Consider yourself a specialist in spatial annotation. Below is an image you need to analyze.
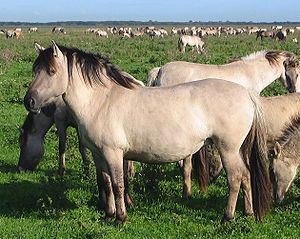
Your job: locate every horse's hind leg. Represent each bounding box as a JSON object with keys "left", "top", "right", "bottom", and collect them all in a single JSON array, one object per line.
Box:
[
  {"left": 182, "top": 155, "right": 192, "bottom": 199},
  {"left": 218, "top": 149, "right": 244, "bottom": 222},
  {"left": 241, "top": 170, "right": 254, "bottom": 216}
]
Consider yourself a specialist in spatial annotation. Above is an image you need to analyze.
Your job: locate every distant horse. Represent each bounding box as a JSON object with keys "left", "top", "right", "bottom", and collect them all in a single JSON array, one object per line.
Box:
[
  {"left": 28, "top": 27, "right": 38, "bottom": 33},
  {"left": 1, "top": 29, "right": 15, "bottom": 38},
  {"left": 256, "top": 30, "right": 274, "bottom": 40},
  {"left": 274, "top": 31, "right": 286, "bottom": 41},
  {"left": 24, "top": 41, "right": 272, "bottom": 223},
  {"left": 178, "top": 35, "right": 205, "bottom": 54},
  {"left": 272, "top": 116, "right": 300, "bottom": 203},
  {"left": 52, "top": 26, "right": 66, "bottom": 34}
]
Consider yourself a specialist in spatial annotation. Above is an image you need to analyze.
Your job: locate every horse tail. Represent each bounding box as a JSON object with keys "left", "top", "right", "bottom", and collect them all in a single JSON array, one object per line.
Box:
[
  {"left": 146, "top": 67, "right": 161, "bottom": 86},
  {"left": 192, "top": 147, "right": 209, "bottom": 192},
  {"left": 241, "top": 92, "right": 272, "bottom": 221}
]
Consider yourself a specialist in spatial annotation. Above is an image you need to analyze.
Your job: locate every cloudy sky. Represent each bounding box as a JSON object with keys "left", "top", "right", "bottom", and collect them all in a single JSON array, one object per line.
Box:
[{"left": 1, "top": 0, "right": 299, "bottom": 22}]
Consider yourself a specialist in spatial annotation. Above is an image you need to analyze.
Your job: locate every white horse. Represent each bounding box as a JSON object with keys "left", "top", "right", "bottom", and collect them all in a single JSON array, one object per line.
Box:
[
  {"left": 178, "top": 35, "right": 205, "bottom": 54},
  {"left": 24, "top": 42, "right": 272, "bottom": 223}
]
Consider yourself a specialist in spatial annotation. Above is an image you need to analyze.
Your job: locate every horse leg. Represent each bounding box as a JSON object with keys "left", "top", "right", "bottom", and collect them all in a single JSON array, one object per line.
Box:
[
  {"left": 218, "top": 149, "right": 244, "bottom": 222},
  {"left": 241, "top": 170, "right": 254, "bottom": 216},
  {"left": 103, "top": 147, "right": 127, "bottom": 224},
  {"left": 124, "top": 160, "right": 134, "bottom": 208},
  {"left": 57, "top": 124, "right": 67, "bottom": 176},
  {"left": 76, "top": 128, "right": 90, "bottom": 177},
  {"left": 182, "top": 155, "right": 192, "bottom": 199},
  {"left": 93, "top": 152, "right": 115, "bottom": 219}
]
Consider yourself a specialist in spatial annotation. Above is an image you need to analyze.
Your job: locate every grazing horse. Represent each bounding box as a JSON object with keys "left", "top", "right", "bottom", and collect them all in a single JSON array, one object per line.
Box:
[
  {"left": 256, "top": 30, "right": 274, "bottom": 40},
  {"left": 178, "top": 35, "right": 205, "bottom": 54},
  {"left": 146, "top": 50, "right": 300, "bottom": 199},
  {"left": 28, "top": 27, "right": 38, "bottom": 33},
  {"left": 205, "top": 93, "right": 300, "bottom": 184},
  {"left": 52, "top": 26, "right": 66, "bottom": 34},
  {"left": 148, "top": 50, "right": 300, "bottom": 93},
  {"left": 24, "top": 41, "right": 272, "bottom": 223},
  {"left": 272, "top": 116, "right": 300, "bottom": 203},
  {"left": 18, "top": 96, "right": 89, "bottom": 176}
]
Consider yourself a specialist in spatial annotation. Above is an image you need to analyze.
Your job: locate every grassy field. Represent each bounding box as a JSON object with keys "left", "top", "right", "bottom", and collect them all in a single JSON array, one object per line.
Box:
[{"left": 0, "top": 27, "right": 300, "bottom": 238}]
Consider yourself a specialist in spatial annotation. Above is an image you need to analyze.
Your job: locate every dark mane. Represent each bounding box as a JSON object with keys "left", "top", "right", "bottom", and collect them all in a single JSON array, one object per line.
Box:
[
  {"left": 33, "top": 44, "right": 139, "bottom": 89},
  {"left": 277, "top": 115, "right": 300, "bottom": 146},
  {"left": 265, "top": 50, "right": 296, "bottom": 66}
]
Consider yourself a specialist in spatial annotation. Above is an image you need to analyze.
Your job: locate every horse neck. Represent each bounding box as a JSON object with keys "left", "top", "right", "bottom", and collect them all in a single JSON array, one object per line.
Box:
[
  {"left": 31, "top": 112, "right": 54, "bottom": 139},
  {"left": 63, "top": 68, "right": 113, "bottom": 123},
  {"left": 243, "top": 59, "right": 284, "bottom": 93},
  {"left": 281, "top": 132, "right": 300, "bottom": 166}
]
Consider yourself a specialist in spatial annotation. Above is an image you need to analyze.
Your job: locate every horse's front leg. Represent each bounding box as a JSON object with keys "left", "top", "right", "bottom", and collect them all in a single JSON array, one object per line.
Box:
[
  {"left": 103, "top": 147, "right": 127, "bottom": 224},
  {"left": 76, "top": 128, "right": 90, "bottom": 177},
  {"left": 93, "top": 152, "right": 115, "bottom": 219},
  {"left": 182, "top": 155, "right": 192, "bottom": 199},
  {"left": 124, "top": 160, "right": 134, "bottom": 208}
]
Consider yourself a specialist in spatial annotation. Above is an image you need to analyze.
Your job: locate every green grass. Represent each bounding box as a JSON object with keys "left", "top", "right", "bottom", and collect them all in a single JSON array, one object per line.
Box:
[{"left": 0, "top": 27, "right": 300, "bottom": 238}]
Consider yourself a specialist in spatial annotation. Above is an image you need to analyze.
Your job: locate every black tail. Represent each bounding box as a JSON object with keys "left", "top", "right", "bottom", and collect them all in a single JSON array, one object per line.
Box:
[
  {"left": 242, "top": 97, "right": 272, "bottom": 220},
  {"left": 193, "top": 147, "right": 209, "bottom": 192}
]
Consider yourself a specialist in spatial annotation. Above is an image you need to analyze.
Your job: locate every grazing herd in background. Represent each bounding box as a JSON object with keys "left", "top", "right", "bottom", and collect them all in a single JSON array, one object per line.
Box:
[{"left": 1, "top": 23, "right": 299, "bottom": 224}]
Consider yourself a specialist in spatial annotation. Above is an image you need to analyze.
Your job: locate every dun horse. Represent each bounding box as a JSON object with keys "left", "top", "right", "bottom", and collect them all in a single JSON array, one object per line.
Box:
[
  {"left": 272, "top": 116, "right": 300, "bottom": 203},
  {"left": 24, "top": 42, "right": 271, "bottom": 223},
  {"left": 178, "top": 35, "right": 205, "bottom": 54},
  {"left": 149, "top": 50, "right": 300, "bottom": 93},
  {"left": 147, "top": 50, "right": 300, "bottom": 198},
  {"left": 205, "top": 93, "right": 300, "bottom": 186}
]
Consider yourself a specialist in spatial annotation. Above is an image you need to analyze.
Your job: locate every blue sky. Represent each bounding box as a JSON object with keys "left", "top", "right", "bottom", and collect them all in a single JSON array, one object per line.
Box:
[{"left": 1, "top": 0, "right": 299, "bottom": 22}]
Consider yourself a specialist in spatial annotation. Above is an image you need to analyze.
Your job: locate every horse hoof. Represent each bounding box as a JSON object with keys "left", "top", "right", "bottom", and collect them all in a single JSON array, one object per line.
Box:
[
  {"left": 104, "top": 213, "right": 115, "bottom": 222},
  {"left": 59, "top": 168, "right": 66, "bottom": 176},
  {"left": 115, "top": 215, "right": 128, "bottom": 226},
  {"left": 125, "top": 194, "right": 134, "bottom": 208},
  {"left": 244, "top": 211, "right": 254, "bottom": 217},
  {"left": 221, "top": 214, "right": 234, "bottom": 223}
]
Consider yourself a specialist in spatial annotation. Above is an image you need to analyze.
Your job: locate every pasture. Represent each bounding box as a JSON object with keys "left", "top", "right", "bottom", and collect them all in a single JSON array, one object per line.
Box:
[{"left": 0, "top": 26, "right": 299, "bottom": 238}]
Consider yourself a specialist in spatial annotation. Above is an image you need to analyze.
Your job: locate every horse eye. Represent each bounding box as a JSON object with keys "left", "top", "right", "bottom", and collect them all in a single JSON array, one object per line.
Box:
[{"left": 49, "top": 68, "right": 56, "bottom": 76}]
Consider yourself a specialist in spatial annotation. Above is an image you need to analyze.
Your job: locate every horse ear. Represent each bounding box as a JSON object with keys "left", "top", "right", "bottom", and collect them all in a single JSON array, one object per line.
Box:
[
  {"left": 34, "top": 42, "right": 45, "bottom": 54},
  {"left": 51, "top": 40, "right": 63, "bottom": 59},
  {"left": 273, "top": 141, "right": 282, "bottom": 159}
]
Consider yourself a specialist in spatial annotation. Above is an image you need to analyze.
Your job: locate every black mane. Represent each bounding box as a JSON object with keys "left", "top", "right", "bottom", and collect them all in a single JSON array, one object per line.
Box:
[
  {"left": 33, "top": 44, "right": 139, "bottom": 89},
  {"left": 277, "top": 115, "right": 300, "bottom": 146}
]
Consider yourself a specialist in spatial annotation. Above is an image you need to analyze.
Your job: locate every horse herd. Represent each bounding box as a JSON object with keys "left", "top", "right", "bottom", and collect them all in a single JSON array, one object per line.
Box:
[{"left": 17, "top": 40, "right": 300, "bottom": 225}]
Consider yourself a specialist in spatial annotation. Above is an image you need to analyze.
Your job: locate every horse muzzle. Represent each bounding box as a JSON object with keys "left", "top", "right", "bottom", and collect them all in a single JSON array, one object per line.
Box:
[{"left": 24, "top": 90, "right": 41, "bottom": 113}]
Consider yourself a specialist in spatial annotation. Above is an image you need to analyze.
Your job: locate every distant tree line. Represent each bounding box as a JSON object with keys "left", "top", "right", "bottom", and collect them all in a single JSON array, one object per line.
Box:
[{"left": 0, "top": 20, "right": 300, "bottom": 27}]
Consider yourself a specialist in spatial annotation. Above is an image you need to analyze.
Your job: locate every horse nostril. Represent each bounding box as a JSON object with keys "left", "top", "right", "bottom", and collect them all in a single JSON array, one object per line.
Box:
[{"left": 29, "top": 98, "right": 35, "bottom": 109}]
